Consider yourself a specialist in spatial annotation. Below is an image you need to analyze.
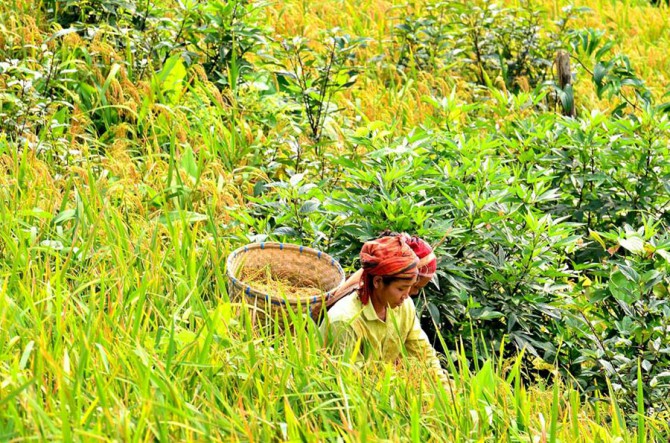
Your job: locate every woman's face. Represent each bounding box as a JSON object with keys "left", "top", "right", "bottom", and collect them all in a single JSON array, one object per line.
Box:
[
  {"left": 373, "top": 276, "right": 417, "bottom": 308},
  {"left": 409, "top": 275, "right": 432, "bottom": 297}
]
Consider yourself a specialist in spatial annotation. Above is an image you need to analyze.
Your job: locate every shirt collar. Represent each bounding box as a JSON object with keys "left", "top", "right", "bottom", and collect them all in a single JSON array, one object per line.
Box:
[{"left": 360, "top": 296, "right": 384, "bottom": 322}]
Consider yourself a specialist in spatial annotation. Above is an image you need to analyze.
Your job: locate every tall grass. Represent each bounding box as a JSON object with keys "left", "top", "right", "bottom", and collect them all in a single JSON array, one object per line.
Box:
[
  {"left": 0, "top": 141, "right": 666, "bottom": 439},
  {"left": 1, "top": 202, "right": 664, "bottom": 441}
]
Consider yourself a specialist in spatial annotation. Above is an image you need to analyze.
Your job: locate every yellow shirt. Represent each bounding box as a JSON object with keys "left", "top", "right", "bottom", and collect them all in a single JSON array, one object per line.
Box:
[{"left": 321, "top": 292, "right": 450, "bottom": 385}]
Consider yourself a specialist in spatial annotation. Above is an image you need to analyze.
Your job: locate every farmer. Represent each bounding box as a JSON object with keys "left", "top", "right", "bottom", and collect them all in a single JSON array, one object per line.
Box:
[
  {"left": 320, "top": 235, "right": 450, "bottom": 387},
  {"left": 326, "top": 232, "right": 438, "bottom": 304}
]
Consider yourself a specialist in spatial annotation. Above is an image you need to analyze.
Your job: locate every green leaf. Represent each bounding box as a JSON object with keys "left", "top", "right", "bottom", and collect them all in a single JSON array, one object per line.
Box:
[
  {"left": 559, "top": 84, "right": 574, "bottom": 115},
  {"left": 95, "top": 344, "right": 110, "bottom": 373},
  {"left": 599, "top": 359, "right": 615, "bottom": 375},
  {"left": 19, "top": 207, "right": 53, "bottom": 221},
  {"left": 472, "top": 308, "right": 504, "bottom": 321},
  {"left": 656, "top": 249, "right": 670, "bottom": 263},
  {"left": 589, "top": 230, "right": 607, "bottom": 250},
  {"left": 100, "top": 63, "right": 121, "bottom": 102},
  {"left": 593, "top": 62, "right": 609, "bottom": 95},
  {"left": 427, "top": 302, "right": 441, "bottom": 325},
  {"left": 289, "top": 173, "right": 305, "bottom": 187},
  {"left": 53, "top": 209, "right": 77, "bottom": 225},
  {"left": 619, "top": 236, "right": 644, "bottom": 255},
  {"left": 595, "top": 41, "right": 615, "bottom": 60},
  {"left": 618, "top": 264, "right": 640, "bottom": 283},
  {"left": 181, "top": 146, "right": 198, "bottom": 179},
  {"left": 157, "top": 55, "right": 187, "bottom": 104},
  {"left": 609, "top": 271, "right": 638, "bottom": 304},
  {"left": 299, "top": 200, "right": 320, "bottom": 214},
  {"left": 253, "top": 181, "right": 267, "bottom": 197},
  {"left": 273, "top": 226, "right": 297, "bottom": 237},
  {"left": 158, "top": 211, "right": 207, "bottom": 225},
  {"left": 19, "top": 341, "right": 34, "bottom": 370},
  {"left": 298, "top": 183, "right": 318, "bottom": 196}
]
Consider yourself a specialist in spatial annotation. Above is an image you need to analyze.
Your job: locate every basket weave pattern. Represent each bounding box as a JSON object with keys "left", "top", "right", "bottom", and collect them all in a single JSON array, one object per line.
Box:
[{"left": 226, "top": 242, "right": 345, "bottom": 319}]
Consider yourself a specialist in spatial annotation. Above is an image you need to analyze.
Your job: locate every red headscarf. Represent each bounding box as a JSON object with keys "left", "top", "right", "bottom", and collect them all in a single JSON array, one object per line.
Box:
[
  {"left": 403, "top": 234, "right": 437, "bottom": 278},
  {"left": 358, "top": 236, "right": 418, "bottom": 305}
]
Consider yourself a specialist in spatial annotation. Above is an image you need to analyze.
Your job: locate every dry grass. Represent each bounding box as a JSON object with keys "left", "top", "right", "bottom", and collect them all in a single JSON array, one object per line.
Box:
[{"left": 239, "top": 265, "right": 324, "bottom": 300}]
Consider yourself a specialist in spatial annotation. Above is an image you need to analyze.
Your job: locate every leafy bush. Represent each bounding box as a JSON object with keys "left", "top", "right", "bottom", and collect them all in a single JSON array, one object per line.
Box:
[
  {"left": 166, "top": 0, "right": 269, "bottom": 87},
  {"left": 255, "top": 106, "right": 670, "bottom": 416},
  {"left": 567, "top": 27, "right": 653, "bottom": 116},
  {"left": 385, "top": 1, "right": 583, "bottom": 93},
  {"left": 572, "top": 225, "right": 670, "bottom": 413}
]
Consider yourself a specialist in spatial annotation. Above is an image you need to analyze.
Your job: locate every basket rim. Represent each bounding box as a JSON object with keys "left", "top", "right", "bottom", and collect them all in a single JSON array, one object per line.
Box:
[{"left": 226, "top": 242, "right": 345, "bottom": 307}]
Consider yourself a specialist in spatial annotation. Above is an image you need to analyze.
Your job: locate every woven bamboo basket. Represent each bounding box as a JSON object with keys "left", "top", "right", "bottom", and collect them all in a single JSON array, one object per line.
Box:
[{"left": 226, "top": 242, "right": 345, "bottom": 323}]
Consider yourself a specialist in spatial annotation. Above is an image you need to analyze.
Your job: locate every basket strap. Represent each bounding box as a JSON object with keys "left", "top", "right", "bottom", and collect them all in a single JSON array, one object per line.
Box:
[{"left": 326, "top": 268, "right": 362, "bottom": 308}]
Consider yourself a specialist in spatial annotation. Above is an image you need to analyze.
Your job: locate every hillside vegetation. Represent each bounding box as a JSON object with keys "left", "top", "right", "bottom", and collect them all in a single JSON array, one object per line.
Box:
[{"left": 1, "top": 0, "right": 670, "bottom": 440}]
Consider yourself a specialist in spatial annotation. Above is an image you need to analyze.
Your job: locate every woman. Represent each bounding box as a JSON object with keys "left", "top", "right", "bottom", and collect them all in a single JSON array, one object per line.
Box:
[
  {"left": 326, "top": 232, "right": 438, "bottom": 304},
  {"left": 320, "top": 235, "right": 450, "bottom": 387}
]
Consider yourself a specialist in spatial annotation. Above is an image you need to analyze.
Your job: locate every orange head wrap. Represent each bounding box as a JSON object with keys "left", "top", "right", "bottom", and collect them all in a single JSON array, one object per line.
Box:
[{"left": 358, "top": 236, "right": 418, "bottom": 305}]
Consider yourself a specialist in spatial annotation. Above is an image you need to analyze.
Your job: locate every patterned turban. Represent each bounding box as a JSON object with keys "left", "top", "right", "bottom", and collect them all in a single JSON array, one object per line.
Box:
[
  {"left": 403, "top": 235, "right": 437, "bottom": 278},
  {"left": 359, "top": 236, "right": 418, "bottom": 305}
]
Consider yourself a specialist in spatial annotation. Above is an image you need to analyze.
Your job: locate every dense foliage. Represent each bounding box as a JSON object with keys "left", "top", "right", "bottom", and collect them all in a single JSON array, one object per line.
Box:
[{"left": 1, "top": 0, "right": 670, "bottom": 440}]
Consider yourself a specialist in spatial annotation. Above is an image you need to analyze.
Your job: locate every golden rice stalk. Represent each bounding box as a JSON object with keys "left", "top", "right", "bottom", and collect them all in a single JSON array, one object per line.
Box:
[
  {"left": 120, "top": 78, "right": 141, "bottom": 104},
  {"left": 90, "top": 34, "right": 118, "bottom": 65},
  {"left": 239, "top": 265, "right": 324, "bottom": 301},
  {"left": 108, "top": 78, "right": 124, "bottom": 104},
  {"left": 191, "top": 64, "right": 208, "bottom": 83},
  {"left": 62, "top": 31, "right": 83, "bottom": 49},
  {"left": 19, "top": 16, "right": 42, "bottom": 47}
]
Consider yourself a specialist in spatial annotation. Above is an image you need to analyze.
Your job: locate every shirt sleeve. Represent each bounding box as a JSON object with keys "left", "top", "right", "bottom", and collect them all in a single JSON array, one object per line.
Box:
[{"left": 404, "top": 304, "right": 452, "bottom": 389}]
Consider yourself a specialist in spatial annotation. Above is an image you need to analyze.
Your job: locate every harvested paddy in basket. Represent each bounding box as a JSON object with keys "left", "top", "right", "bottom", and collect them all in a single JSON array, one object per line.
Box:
[{"left": 239, "top": 266, "right": 325, "bottom": 300}]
